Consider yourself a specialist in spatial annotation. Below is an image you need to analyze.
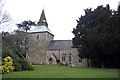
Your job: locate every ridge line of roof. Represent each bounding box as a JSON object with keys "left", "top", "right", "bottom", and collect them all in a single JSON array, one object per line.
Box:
[
  {"left": 51, "top": 40, "right": 72, "bottom": 41},
  {"left": 28, "top": 31, "right": 54, "bottom": 36}
]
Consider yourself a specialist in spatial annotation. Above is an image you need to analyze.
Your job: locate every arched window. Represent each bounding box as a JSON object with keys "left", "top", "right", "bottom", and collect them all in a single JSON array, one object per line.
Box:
[{"left": 62, "top": 54, "right": 66, "bottom": 61}]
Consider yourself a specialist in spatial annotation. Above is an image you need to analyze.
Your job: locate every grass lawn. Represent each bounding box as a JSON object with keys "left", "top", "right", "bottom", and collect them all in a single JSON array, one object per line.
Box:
[{"left": 2, "top": 65, "right": 119, "bottom": 78}]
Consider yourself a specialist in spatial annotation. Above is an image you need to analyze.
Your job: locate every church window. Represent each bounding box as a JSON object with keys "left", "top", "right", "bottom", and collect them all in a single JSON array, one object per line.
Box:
[
  {"left": 69, "top": 53, "right": 71, "bottom": 61},
  {"left": 64, "top": 54, "right": 66, "bottom": 61},
  {"left": 62, "top": 54, "right": 64, "bottom": 61},
  {"left": 62, "top": 54, "right": 66, "bottom": 61},
  {"left": 37, "top": 34, "right": 39, "bottom": 39}
]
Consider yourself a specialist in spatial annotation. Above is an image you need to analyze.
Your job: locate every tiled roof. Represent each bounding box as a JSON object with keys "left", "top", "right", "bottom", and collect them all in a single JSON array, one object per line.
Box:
[{"left": 48, "top": 40, "right": 73, "bottom": 50}]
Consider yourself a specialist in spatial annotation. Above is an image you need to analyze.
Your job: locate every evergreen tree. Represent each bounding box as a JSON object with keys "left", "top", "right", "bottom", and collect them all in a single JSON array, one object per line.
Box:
[
  {"left": 72, "top": 4, "right": 119, "bottom": 68},
  {"left": 16, "top": 20, "right": 36, "bottom": 32}
]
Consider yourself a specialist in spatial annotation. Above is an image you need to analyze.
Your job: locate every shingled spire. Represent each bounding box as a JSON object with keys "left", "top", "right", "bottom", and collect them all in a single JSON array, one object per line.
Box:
[
  {"left": 28, "top": 9, "right": 53, "bottom": 34},
  {"left": 37, "top": 9, "right": 48, "bottom": 27}
]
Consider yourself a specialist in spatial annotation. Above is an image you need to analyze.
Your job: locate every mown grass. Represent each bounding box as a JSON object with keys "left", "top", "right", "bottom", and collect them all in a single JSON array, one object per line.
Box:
[{"left": 2, "top": 65, "right": 119, "bottom": 78}]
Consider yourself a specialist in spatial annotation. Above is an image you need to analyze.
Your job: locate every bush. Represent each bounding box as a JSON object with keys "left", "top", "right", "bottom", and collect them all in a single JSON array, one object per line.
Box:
[
  {"left": 28, "top": 64, "right": 34, "bottom": 70},
  {"left": 2, "top": 50, "right": 19, "bottom": 63},
  {"left": 2, "top": 56, "right": 14, "bottom": 74},
  {"left": 19, "top": 58, "right": 34, "bottom": 71},
  {"left": 59, "top": 62, "right": 67, "bottom": 66},
  {"left": 13, "top": 63, "right": 22, "bottom": 71},
  {"left": 0, "top": 61, "right": 2, "bottom": 74},
  {"left": 19, "top": 58, "right": 29, "bottom": 70}
]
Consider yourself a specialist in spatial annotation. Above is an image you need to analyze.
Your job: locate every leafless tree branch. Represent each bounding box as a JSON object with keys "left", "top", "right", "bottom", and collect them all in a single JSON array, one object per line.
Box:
[{"left": 0, "top": 0, "right": 11, "bottom": 25}]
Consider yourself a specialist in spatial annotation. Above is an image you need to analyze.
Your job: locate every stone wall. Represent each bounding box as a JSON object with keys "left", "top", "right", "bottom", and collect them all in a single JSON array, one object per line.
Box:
[
  {"left": 71, "top": 48, "right": 87, "bottom": 67},
  {"left": 46, "top": 48, "right": 88, "bottom": 67},
  {"left": 46, "top": 32, "right": 54, "bottom": 48},
  {"left": 27, "top": 32, "right": 53, "bottom": 64}
]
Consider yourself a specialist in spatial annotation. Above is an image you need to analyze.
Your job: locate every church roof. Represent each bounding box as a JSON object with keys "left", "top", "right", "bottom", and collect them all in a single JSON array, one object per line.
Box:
[
  {"left": 28, "top": 25, "right": 52, "bottom": 34},
  {"left": 28, "top": 9, "right": 53, "bottom": 34},
  {"left": 48, "top": 40, "right": 73, "bottom": 50},
  {"left": 37, "top": 9, "right": 48, "bottom": 27}
]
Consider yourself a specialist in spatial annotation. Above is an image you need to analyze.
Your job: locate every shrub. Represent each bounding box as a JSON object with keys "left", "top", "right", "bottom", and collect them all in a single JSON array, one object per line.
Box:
[
  {"left": 19, "top": 58, "right": 34, "bottom": 71},
  {"left": 59, "top": 62, "right": 67, "bottom": 66},
  {"left": 19, "top": 58, "right": 29, "bottom": 70},
  {"left": 2, "top": 50, "right": 19, "bottom": 63},
  {"left": 0, "top": 61, "right": 2, "bottom": 73},
  {"left": 0, "top": 64, "right": 2, "bottom": 74},
  {"left": 2, "top": 56, "right": 14, "bottom": 74},
  {"left": 13, "top": 63, "right": 22, "bottom": 71},
  {"left": 28, "top": 64, "right": 34, "bottom": 70}
]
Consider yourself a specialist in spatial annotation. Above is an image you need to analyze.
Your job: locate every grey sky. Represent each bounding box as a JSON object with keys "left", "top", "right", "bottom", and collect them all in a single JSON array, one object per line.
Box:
[{"left": 3, "top": 0, "right": 120, "bottom": 40}]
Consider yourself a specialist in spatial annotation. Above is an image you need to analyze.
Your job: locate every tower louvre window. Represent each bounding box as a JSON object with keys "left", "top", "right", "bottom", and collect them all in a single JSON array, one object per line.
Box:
[{"left": 37, "top": 34, "right": 39, "bottom": 39}]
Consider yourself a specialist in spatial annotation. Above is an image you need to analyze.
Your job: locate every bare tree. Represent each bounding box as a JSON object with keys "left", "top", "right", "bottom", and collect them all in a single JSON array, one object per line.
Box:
[
  {"left": 0, "top": 0, "right": 11, "bottom": 31},
  {"left": 2, "top": 30, "right": 28, "bottom": 59}
]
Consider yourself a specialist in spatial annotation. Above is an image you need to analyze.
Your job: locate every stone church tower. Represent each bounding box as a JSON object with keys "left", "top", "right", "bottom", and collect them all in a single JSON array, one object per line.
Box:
[{"left": 27, "top": 10, "right": 54, "bottom": 64}]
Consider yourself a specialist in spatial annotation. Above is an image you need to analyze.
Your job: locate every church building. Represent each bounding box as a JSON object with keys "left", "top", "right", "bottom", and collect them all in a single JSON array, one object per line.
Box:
[{"left": 27, "top": 10, "right": 87, "bottom": 67}]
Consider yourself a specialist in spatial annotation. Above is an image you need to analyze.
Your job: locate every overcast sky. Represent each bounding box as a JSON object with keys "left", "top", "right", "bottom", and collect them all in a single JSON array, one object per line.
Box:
[{"left": 3, "top": 0, "right": 120, "bottom": 40}]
